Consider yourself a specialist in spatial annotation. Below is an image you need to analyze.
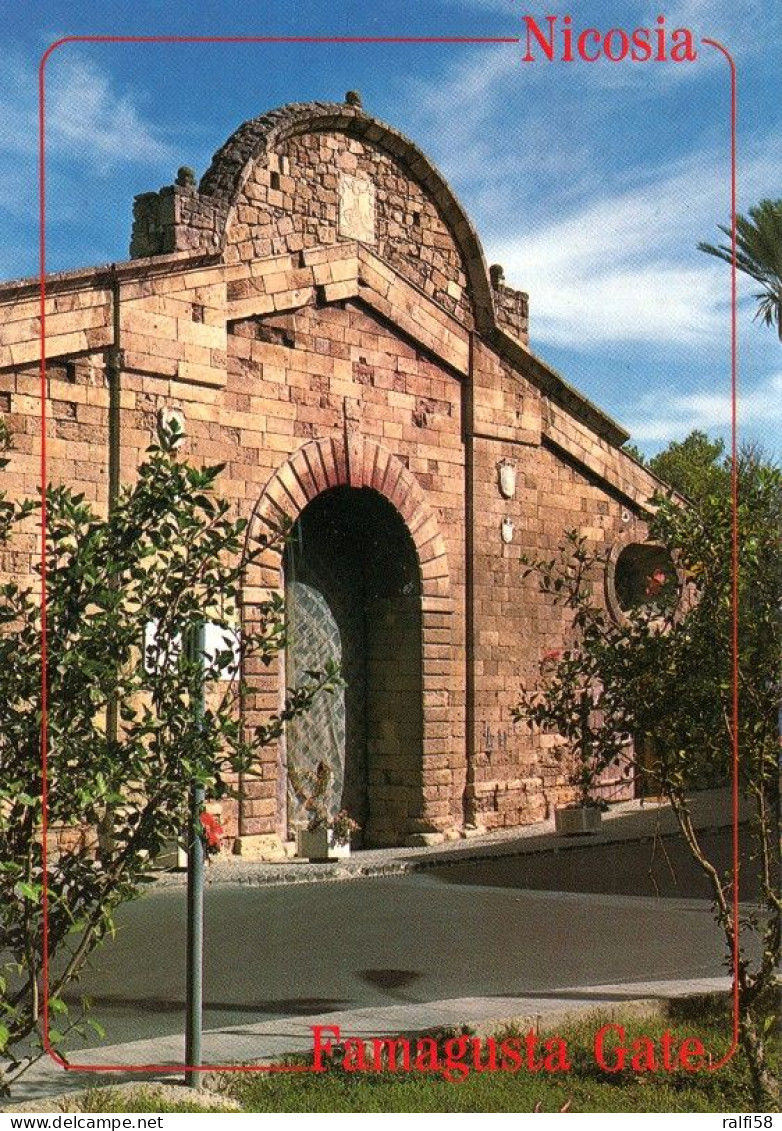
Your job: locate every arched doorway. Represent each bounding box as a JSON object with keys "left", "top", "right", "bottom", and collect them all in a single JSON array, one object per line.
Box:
[{"left": 284, "top": 486, "right": 423, "bottom": 847}]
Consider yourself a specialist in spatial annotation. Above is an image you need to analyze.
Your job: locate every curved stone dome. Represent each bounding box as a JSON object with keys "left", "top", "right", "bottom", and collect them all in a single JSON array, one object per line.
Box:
[{"left": 198, "top": 99, "right": 494, "bottom": 328}]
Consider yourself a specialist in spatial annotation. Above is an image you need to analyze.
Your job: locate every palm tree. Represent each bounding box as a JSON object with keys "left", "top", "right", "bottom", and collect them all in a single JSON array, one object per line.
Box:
[{"left": 698, "top": 198, "right": 782, "bottom": 341}]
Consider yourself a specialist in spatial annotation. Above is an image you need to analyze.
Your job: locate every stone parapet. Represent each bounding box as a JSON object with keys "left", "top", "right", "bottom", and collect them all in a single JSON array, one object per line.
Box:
[
  {"left": 489, "top": 264, "right": 529, "bottom": 345},
  {"left": 130, "top": 184, "right": 228, "bottom": 258}
]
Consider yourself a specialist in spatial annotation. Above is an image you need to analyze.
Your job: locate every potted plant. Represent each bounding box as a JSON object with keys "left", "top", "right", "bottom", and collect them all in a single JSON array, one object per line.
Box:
[
  {"left": 291, "top": 761, "right": 361, "bottom": 861},
  {"left": 297, "top": 807, "right": 360, "bottom": 862},
  {"left": 554, "top": 796, "right": 604, "bottom": 836},
  {"left": 546, "top": 686, "right": 606, "bottom": 834}
]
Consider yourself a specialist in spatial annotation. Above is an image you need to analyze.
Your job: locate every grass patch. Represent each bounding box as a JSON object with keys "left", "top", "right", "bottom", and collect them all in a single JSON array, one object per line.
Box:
[
  {"left": 225, "top": 1002, "right": 776, "bottom": 1114},
  {"left": 69, "top": 1001, "right": 778, "bottom": 1114}
]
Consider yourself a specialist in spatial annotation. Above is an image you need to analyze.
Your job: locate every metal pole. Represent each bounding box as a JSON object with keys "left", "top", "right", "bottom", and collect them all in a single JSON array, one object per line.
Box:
[
  {"left": 107, "top": 266, "right": 122, "bottom": 516},
  {"left": 104, "top": 267, "right": 122, "bottom": 780},
  {"left": 185, "top": 621, "right": 205, "bottom": 1088}
]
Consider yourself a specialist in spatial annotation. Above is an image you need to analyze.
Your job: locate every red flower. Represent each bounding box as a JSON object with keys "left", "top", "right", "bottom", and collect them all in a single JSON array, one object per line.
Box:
[
  {"left": 645, "top": 568, "right": 668, "bottom": 597},
  {"left": 542, "top": 649, "right": 561, "bottom": 662},
  {"left": 200, "top": 811, "right": 223, "bottom": 849}
]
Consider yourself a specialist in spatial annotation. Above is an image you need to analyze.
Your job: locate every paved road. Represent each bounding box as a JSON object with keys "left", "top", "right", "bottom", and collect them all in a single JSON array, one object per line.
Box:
[{"left": 64, "top": 831, "right": 735, "bottom": 1049}]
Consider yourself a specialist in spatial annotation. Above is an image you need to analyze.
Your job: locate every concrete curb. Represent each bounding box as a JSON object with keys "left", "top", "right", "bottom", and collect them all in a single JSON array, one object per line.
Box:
[{"left": 150, "top": 815, "right": 739, "bottom": 889}]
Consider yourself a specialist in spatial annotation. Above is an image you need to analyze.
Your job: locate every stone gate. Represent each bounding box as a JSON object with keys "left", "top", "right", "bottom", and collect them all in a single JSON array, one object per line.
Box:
[{"left": 0, "top": 93, "right": 669, "bottom": 856}]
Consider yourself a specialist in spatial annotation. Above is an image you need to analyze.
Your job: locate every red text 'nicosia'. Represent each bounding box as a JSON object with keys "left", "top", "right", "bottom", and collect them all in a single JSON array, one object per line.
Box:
[{"left": 522, "top": 15, "right": 697, "bottom": 63}]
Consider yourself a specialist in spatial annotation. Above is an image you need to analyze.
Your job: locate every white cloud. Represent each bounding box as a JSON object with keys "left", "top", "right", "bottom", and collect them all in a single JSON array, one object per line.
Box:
[
  {"left": 403, "top": 45, "right": 521, "bottom": 175},
  {"left": 0, "top": 52, "right": 173, "bottom": 174},
  {"left": 643, "top": 0, "right": 769, "bottom": 62},
  {"left": 0, "top": 49, "right": 176, "bottom": 276},
  {"left": 400, "top": 43, "right": 599, "bottom": 226},
  {"left": 485, "top": 142, "right": 782, "bottom": 350},
  {"left": 528, "top": 265, "right": 726, "bottom": 347},
  {"left": 400, "top": 30, "right": 781, "bottom": 356},
  {"left": 401, "top": 8, "right": 780, "bottom": 262},
  {"left": 45, "top": 56, "right": 173, "bottom": 172},
  {"left": 625, "top": 371, "right": 782, "bottom": 443}
]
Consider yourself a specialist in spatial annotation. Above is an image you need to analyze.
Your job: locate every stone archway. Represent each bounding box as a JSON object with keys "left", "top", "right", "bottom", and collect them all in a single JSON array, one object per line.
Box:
[
  {"left": 284, "top": 486, "right": 423, "bottom": 846},
  {"left": 244, "top": 434, "right": 455, "bottom": 847}
]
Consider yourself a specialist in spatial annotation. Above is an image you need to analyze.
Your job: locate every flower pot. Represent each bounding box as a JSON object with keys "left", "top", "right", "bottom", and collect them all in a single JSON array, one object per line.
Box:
[
  {"left": 554, "top": 805, "right": 602, "bottom": 836},
  {"left": 297, "top": 826, "right": 351, "bottom": 862}
]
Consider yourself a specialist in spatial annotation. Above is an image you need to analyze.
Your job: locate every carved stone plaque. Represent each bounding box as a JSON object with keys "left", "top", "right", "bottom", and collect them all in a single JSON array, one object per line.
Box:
[
  {"left": 338, "top": 173, "right": 376, "bottom": 243},
  {"left": 498, "top": 459, "right": 517, "bottom": 499}
]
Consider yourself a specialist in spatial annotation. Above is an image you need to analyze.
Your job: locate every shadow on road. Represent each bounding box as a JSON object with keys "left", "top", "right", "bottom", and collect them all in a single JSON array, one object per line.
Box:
[
  {"left": 425, "top": 829, "right": 754, "bottom": 901},
  {"left": 63, "top": 995, "right": 351, "bottom": 1017}
]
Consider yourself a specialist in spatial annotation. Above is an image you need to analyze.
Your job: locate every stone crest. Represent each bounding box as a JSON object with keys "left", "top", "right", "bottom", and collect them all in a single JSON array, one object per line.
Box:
[
  {"left": 157, "top": 407, "right": 186, "bottom": 446},
  {"left": 338, "top": 173, "right": 376, "bottom": 243},
  {"left": 497, "top": 458, "right": 517, "bottom": 499}
]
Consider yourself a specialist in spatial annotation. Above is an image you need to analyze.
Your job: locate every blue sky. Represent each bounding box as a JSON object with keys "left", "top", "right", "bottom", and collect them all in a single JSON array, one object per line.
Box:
[{"left": 1, "top": 0, "right": 779, "bottom": 458}]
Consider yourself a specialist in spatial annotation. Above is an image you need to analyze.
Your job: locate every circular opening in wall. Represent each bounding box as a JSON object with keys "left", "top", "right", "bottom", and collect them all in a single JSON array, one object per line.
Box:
[{"left": 607, "top": 542, "right": 679, "bottom": 620}]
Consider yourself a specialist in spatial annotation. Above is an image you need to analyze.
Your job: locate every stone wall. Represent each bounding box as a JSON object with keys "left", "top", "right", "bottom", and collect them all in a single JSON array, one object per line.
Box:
[
  {"left": 225, "top": 130, "right": 474, "bottom": 329},
  {"left": 468, "top": 435, "right": 649, "bottom": 829}
]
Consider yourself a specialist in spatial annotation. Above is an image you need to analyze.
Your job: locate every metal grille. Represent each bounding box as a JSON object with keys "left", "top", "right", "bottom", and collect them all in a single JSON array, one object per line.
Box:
[{"left": 285, "top": 543, "right": 367, "bottom": 829}]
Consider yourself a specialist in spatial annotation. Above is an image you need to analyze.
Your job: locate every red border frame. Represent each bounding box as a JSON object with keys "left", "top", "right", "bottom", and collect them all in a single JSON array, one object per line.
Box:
[
  {"left": 700, "top": 35, "right": 740, "bottom": 1071},
  {"left": 36, "top": 32, "right": 741, "bottom": 1079}
]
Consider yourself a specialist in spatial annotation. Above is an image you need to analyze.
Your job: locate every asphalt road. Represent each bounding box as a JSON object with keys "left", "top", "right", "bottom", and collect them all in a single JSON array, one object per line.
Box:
[{"left": 63, "top": 831, "right": 736, "bottom": 1049}]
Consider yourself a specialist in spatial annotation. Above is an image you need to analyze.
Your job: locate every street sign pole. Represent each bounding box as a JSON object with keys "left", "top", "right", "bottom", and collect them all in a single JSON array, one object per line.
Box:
[{"left": 185, "top": 621, "right": 205, "bottom": 1088}]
